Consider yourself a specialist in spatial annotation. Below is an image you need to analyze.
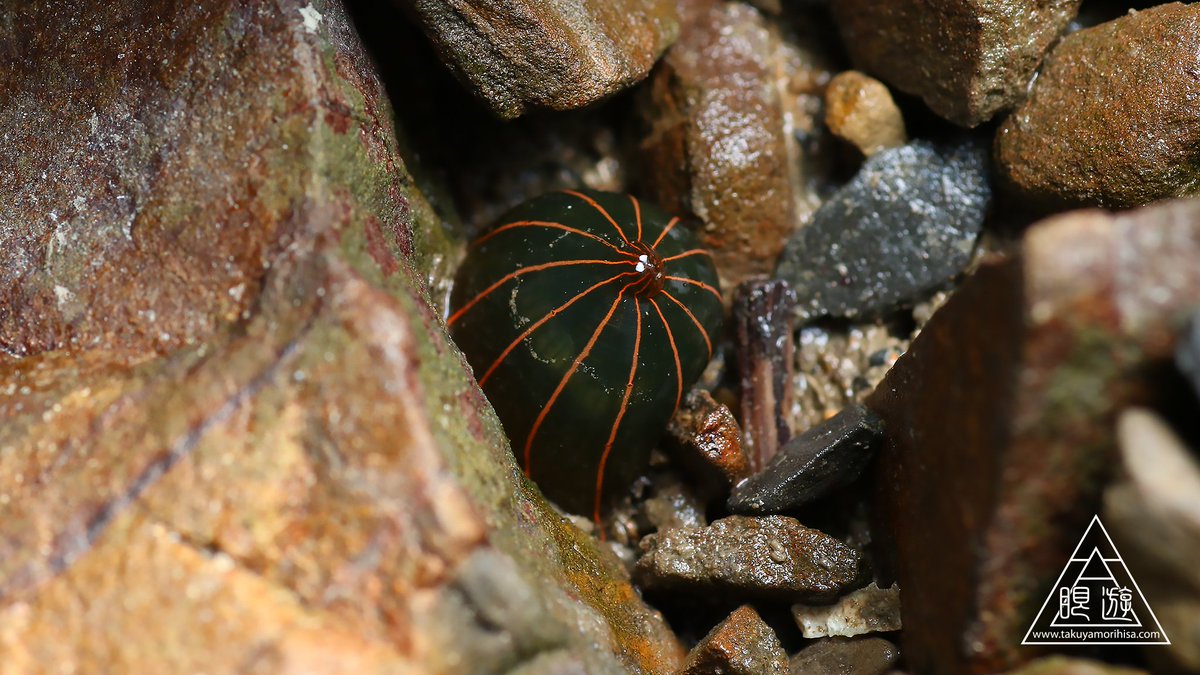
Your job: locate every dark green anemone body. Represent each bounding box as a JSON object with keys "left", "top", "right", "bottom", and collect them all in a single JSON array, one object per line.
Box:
[{"left": 449, "top": 190, "right": 722, "bottom": 522}]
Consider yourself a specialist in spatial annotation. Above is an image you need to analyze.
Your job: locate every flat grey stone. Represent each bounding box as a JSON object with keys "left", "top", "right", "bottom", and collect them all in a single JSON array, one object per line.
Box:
[{"left": 775, "top": 140, "right": 990, "bottom": 320}]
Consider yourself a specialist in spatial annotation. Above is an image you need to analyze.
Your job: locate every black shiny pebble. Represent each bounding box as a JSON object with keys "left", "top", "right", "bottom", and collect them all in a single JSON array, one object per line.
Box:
[{"left": 727, "top": 404, "right": 884, "bottom": 514}]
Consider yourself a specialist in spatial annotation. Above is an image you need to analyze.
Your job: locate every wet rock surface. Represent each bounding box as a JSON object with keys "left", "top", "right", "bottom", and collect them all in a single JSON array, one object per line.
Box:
[
  {"left": 667, "top": 389, "right": 751, "bottom": 495},
  {"left": 729, "top": 404, "right": 884, "bottom": 515},
  {"left": 995, "top": 3, "right": 1200, "bottom": 208},
  {"left": 867, "top": 198, "right": 1200, "bottom": 673},
  {"left": 831, "top": 0, "right": 1081, "bottom": 127},
  {"left": 791, "top": 582, "right": 902, "bottom": 638},
  {"left": 0, "top": 2, "right": 683, "bottom": 672},
  {"left": 634, "top": 515, "right": 861, "bottom": 603},
  {"left": 824, "top": 71, "right": 906, "bottom": 156},
  {"left": 681, "top": 605, "right": 789, "bottom": 675},
  {"left": 775, "top": 140, "right": 991, "bottom": 320},
  {"left": 789, "top": 637, "right": 900, "bottom": 675},
  {"left": 639, "top": 0, "right": 833, "bottom": 291},
  {"left": 1105, "top": 409, "right": 1200, "bottom": 674},
  {"left": 8, "top": 0, "right": 1200, "bottom": 671},
  {"left": 400, "top": 0, "right": 678, "bottom": 119}
]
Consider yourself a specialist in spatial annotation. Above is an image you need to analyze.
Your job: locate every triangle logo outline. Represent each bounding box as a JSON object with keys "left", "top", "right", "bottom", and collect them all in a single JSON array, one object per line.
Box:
[{"left": 1022, "top": 515, "right": 1170, "bottom": 645}]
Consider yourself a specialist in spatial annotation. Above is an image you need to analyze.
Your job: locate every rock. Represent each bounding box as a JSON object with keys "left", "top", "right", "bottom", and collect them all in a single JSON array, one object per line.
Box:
[
  {"left": 791, "top": 583, "right": 901, "bottom": 638},
  {"left": 728, "top": 404, "right": 884, "bottom": 515},
  {"left": 681, "top": 605, "right": 789, "bottom": 675},
  {"left": 639, "top": 472, "right": 709, "bottom": 535},
  {"left": 1177, "top": 313, "right": 1200, "bottom": 400},
  {"left": 775, "top": 140, "right": 991, "bottom": 320},
  {"left": 0, "top": 2, "right": 683, "bottom": 671},
  {"left": 734, "top": 279, "right": 798, "bottom": 471},
  {"left": 789, "top": 637, "right": 899, "bottom": 675},
  {"left": 1003, "top": 656, "right": 1147, "bottom": 675},
  {"left": 995, "top": 3, "right": 1200, "bottom": 208},
  {"left": 667, "top": 389, "right": 752, "bottom": 495},
  {"left": 866, "top": 198, "right": 1200, "bottom": 673},
  {"left": 824, "top": 71, "right": 906, "bottom": 156},
  {"left": 400, "top": 0, "right": 678, "bottom": 119},
  {"left": 639, "top": 0, "right": 834, "bottom": 291},
  {"left": 634, "top": 515, "right": 861, "bottom": 602},
  {"left": 831, "top": 0, "right": 1082, "bottom": 127},
  {"left": 1105, "top": 409, "right": 1200, "bottom": 673}
]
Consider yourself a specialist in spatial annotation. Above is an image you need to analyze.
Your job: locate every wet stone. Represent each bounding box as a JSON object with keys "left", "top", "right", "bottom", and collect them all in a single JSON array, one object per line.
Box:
[
  {"left": 728, "top": 404, "right": 884, "bottom": 515},
  {"left": 639, "top": 0, "right": 833, "bottom": 291},
  {"left": 401, "top": 0, "right": 679, "bottom": 119},
  {"left": 667, "top": 389, "right": 751, "bottom": 495},
  {"left": 681, "top": 605, "right": 789, "bottom": 675},
  {"left": 995, "top": 3, "right": 1200, "bottom": 208},
  {"left": 789, "top": 637, "right": 899, "bottom": 675},
  {"left": 734, "top": 279, "right": 798, "bottom": 472},
  {"left": 831, "top": 0, "right": 1081, "bottom": 127},
  {"left": 824, "top": 71, "right": 906, "bottom": 157},
  {"left": 775, "top": 139, "right": 990, "bottom": 320},
  {"left": 634, "top": 515, "right": 861, "bottom": 603},
  {"left": 791, "top": 582, "right": 901, "bottom": 638}
]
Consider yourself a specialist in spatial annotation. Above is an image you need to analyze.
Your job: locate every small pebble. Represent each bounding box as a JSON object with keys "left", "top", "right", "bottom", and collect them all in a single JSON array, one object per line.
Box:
[{"left": 824, "top": 71, "right": 906, "bottom": 156}]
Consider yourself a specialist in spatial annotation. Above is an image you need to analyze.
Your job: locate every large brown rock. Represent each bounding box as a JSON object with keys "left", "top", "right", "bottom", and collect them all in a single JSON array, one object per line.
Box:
[
  {"left": 400, "top": 0, "right": 678, "bottom": 119},
  {"left": 867, "top": 199, "right": 1200, "bottom": 673},
  {"left": 0, "top": 1, "right": 682, "bottom": 672},
  {"left": 831, "top": 0, "right": 1081, "bottom": 127},
  {"left": 995, "top": 3, "right": 1200, "bottom": 208},
  {"left": 639, "top": 1, "right": 832, "bottom": 291}
]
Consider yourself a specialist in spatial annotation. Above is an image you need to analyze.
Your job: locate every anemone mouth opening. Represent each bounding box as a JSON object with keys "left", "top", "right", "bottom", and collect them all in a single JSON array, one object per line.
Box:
[{"left": 627, "top": 241, "right": 665, "bottom": 297}]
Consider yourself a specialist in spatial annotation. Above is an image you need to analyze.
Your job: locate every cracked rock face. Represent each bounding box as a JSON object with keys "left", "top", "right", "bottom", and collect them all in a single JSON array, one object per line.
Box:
[
  {"left": 0, "top": 1, "right": 682, "bottom": 672},
  {"left": 831, "top": 0, "right": 1081, "bottom": 127}
]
